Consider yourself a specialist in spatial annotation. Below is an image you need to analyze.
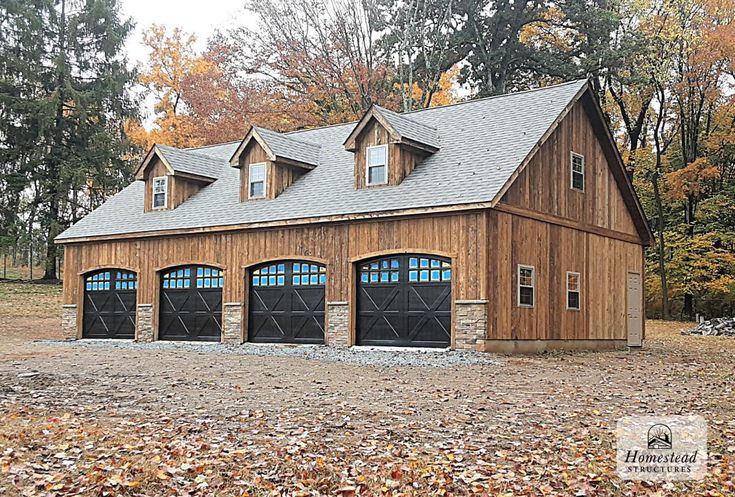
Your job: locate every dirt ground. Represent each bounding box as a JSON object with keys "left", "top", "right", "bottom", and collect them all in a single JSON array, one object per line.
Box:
[{"left": 0, "top": 282, "right": 733, "bottom": 496}]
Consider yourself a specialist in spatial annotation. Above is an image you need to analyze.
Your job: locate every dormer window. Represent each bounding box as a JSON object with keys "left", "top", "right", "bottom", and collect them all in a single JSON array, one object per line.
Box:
[
  {"left": 152, "top": 176, "right": 167, "bottom": 209},
  {"left": 249, "top": 163, "right": 267, "bottom": 199},
  {"left": 366, "top": 145, "right": 388, "bottom": 186},
  {"left": 571, "top": 152, "right": 585, "bottom": 191},
  {"left": 344, "top": 105, "right": 439, "bottom": 189}
]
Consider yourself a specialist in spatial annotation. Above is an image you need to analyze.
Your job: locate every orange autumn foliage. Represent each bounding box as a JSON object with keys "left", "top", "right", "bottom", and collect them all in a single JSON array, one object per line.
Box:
[{"left": 665, "top": 157, "right": 720, "bottom": 201}]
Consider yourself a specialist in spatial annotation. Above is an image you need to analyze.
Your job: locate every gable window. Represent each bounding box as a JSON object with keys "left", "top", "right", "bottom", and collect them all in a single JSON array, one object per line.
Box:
[
  {"left": 517, "top": 265, "right": 535, "bottom": 308},
  {"left": 366, "top": 144, "right": 388, "bottom": 185},
  {"left": 570, "top": 152, "right": 585, "bottom": 191},
  {"left": 152, "top": 176, "right": 167, "bottom": 209},
  {"left": 249, "top": 162, "right": 266, "bottom": 199},
  {"left": 566, "top": 271, "right": 581, "bottom": 310}
]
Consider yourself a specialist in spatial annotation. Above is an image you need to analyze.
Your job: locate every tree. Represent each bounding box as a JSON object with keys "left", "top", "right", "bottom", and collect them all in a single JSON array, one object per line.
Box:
[
  {"left": 456, "top": 0, "right": 546, "bottom": 95},
  {"left": 127, "top": 25, "right": 213, "bottom": 150},
  {"left": 379, "top": 0, "right": 464, "bottom": 111},
  {"left": 224, "top": 0, "right": 398, "bottom": 124},
  {"left": 0, "top": 0, "right": 137, "bottom": 279}
]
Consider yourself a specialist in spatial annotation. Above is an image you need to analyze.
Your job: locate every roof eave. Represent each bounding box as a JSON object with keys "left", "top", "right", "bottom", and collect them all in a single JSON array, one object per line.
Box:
[{"left": 273, "top": 155, "right": 318, "bottom": 170}]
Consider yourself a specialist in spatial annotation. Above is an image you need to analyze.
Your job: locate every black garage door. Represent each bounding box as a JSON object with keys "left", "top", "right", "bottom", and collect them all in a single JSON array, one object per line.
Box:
[
  {"left": 83, "top": 269, "right": 137, "bottom": 339},
  {"left": 159, "top": 266, "right": 223, "bottom": 341},
  {"left": 248, "top": 261, "right": 326, "bottom": 343},
  {"left": 357, "top": 255, "right": 451, "bottom": 348}
]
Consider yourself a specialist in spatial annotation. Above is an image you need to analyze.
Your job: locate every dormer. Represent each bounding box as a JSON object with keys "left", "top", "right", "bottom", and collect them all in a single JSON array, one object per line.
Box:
[
  {"left": 344, "top": 105, "right": 440, "bottom": 189},
  {"left": 135, "top": 145, "right": 221, "bottom": 212},
  {"left": 229, "top": 127, "right": 320, "bottom": 201}
]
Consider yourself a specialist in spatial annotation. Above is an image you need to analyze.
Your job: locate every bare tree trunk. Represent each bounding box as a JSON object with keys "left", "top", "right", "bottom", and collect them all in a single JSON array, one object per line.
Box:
[{"left": 651, "top": 173, "right": 669, "bottom": 319}]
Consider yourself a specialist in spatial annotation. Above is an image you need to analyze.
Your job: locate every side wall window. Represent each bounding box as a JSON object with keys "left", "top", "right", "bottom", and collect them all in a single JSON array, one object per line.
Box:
[
  {"left": 366, "top": 144, "right": 388, "bottom": 185},
  {"left": 249, "top": 163, "right": 267, "bottom": 199},
  {"left": 566, "top": 271, "right": 581, "bottom": 310},
  {"left": 152, "top": 176, "right": 167, "bottom": 208},
  {"left": 570, "top": 152, "right": 585, "bottom": 192},
  {"left": 517, "top": 264, "right": 535, "bottom": 308}
]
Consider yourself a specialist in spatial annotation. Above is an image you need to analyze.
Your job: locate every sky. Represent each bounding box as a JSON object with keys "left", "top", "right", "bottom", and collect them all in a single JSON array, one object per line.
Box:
[{"left": 120, "top": 0, "right": 246, "bottom": 67}]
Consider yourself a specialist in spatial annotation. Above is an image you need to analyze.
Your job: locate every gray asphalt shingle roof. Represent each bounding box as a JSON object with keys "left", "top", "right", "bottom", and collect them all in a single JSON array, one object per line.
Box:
[
  {"left": 373, "top": 105, "right": 440, "bottom": 149},
  {"left": 253, "top": 127, "right": 321, "bottom": 166},
  {"left": 157, "top": 145, "right": 226, "bottom": 179},
  {"left": 57, "top": 80, "right": 588, "bottom": 241}
]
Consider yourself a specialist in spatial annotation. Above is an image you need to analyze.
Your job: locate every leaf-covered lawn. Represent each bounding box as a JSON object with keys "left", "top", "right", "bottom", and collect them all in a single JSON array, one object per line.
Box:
[{"left": 0, "top": 283, "right": 733, "bottom": 496}]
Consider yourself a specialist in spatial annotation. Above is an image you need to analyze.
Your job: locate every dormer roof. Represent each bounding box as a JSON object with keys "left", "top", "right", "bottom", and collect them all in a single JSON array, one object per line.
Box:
[
  {"left": 229, "top": 126, "right": 321, "bottom": 169},
  {"left": 343, "top": 104, "right": 440, "bottom": 153},
  {"left": 135, "top": 144, "right": 225, "bottom": 182}
]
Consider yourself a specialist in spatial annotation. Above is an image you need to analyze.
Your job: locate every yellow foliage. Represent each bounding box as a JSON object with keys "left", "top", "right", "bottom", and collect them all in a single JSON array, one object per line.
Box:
[
  {"left": 394, "top": 66, "right": 459, "bottom": 109},
  {"left": 129, "top": 25, "right": 218, "bottom": 150}
]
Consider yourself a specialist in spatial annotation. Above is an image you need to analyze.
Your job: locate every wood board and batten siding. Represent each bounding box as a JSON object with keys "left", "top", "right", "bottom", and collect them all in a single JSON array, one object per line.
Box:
[
  {"left": 486, "top": 211, "right": 643, "bottom": 344},
  {"left": 352, "top": 118, "right": 426, "bottom": 189},
  {"left": 500, "top": 101, "right": 639, "bottom": 238},
  {"left": 62, "top": 212, "right": 488, "bottom": 343}
]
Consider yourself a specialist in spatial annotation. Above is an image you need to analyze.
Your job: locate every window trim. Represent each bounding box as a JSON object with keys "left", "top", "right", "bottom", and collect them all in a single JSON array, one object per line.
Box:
[
  {"left": 248, "top": 162, "right": 267, "bottom": 199},
  {"left": 566, "top": 271, "right": 581, "bottom": 311},
  {"left": 570, "top": 151, "right": 585, "bottom": 192},
  {"left": 365, "top": 144, "right": 389, "bottom": 186},
  {"left": 517, "top": 264, "right": 535, "bottom": 308},
  {"left": 152, "top": 175, "right": 168, "bottom": 209}
]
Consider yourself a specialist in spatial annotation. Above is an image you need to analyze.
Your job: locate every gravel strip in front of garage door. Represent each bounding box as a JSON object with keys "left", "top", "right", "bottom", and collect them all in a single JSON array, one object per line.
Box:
[{"left": 34, "top": 339, "right": 496, "bottom": 368}]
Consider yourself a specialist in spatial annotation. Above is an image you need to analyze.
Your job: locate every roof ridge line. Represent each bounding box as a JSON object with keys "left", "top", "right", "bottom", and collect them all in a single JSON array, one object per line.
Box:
[
  {"left": 184, "top": 140, "right": 241, "bottom": 151},
  {"left": 373, "top": 104, "right": 439, "bottom": 131},
  {"left": 254, "top": 126, "right": 322, "bottom": 148},
  {"left": 158, "top": 145, "right": 229, "bottom": 162},
  {"left": 401, "top": 78, "right": 590, "bottom": 116}
]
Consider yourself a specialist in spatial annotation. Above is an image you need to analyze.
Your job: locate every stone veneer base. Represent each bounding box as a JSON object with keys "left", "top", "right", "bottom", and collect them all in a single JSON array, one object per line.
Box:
[
  {"left": 136, "top": 304, "right": 154, "bottom": 342},
  {"left": 326, "top": 302, "right": 349, "bottom": 347},
  {"left": 454, "top": 300, "right": 488, "bottom": 351},
  {"left": 62, "top": 304, "right": 78, "bottom": 340},
  {"left": 222, "top": 303, "right": 243, "bottom": 344}
]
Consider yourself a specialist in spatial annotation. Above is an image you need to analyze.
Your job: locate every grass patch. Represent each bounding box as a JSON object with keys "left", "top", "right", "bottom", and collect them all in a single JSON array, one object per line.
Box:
[{"left": 0, "top": 281, "right": 62, "bottom": 318}]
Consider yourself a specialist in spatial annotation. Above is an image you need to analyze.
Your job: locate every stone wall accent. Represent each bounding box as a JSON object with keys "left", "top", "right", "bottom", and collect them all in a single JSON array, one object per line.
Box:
[
  {"left": 454, "top": 300, "right": 488, "bottom": 351},
  {"left": 136, "top": 304, "right": 154, "bottom": 343},
  {"left": 326, "top": 302, "right": 349, "bottom": 347},
  {"left": 61, "top": 304, "right": 78, "bottom": 340},
  {"left": 222, "top": 303, "right": 243, "bottom": 344}
]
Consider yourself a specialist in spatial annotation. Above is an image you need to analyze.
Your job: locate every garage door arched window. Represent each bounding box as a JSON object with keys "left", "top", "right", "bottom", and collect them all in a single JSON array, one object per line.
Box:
[
  {"left": 83, "top": 269, "right": 137, "bottom": 339},
  {"left": 357, "top": 254, "right": 452, "bottom": 348},
  {"left": 159, "top": 265, "right": 223, "bottom": 342},
  {"left": 248, "top": 261, "right": 326, "bottom": 344}
]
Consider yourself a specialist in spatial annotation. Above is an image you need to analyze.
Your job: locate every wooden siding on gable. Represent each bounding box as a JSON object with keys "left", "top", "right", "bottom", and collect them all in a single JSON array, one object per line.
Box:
[
  {"left": 500, "top": 101, "right": 640, "bottom": 238},
  {"left": 238, "top": 140, "right": 305, "bottom": 201},
  {"left": 142, "top": 159, "right": 169, "bottom": 212},
  {"left": 142, "top": 157, "right": 208, "bottom": 212},
  {"left": 353, "top": 118, "right": 424, "bottom": 189}
]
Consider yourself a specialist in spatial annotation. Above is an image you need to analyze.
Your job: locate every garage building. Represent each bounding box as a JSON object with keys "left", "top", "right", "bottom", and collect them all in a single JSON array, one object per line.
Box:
[{"left": 57, "top": 79, "right": 651, "bottom": 352}]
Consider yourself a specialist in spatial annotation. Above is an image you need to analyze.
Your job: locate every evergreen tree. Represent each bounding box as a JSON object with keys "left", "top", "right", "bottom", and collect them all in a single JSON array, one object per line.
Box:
[{"left": 0, "top": 0, "right": 137, "bottom": 279}]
